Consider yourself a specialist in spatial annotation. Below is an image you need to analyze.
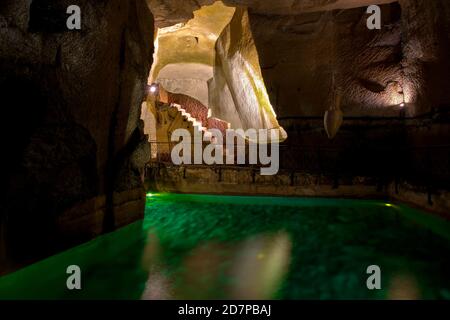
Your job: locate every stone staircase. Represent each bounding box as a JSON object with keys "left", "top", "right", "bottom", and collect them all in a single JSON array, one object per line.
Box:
[
  {"left": 169, "top": 103, "right": 213, "bottom": 141},
  {"left": 153, "top": 92, "right": 231, "bottom": 162},
  {"left": 167, "top": 103, "right": 230, "bottom": 143}
]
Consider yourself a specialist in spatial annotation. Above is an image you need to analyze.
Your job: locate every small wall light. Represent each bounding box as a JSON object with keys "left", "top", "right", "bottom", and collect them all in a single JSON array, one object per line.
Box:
[
  {"left": 399, "top": 90, "right": 406, "bottom": 108},
  {"left": 148, "top": 83, "right": 159, "bottom": 96}
]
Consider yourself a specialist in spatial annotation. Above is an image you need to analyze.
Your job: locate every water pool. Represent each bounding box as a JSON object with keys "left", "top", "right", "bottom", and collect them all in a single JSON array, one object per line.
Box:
[{"left": 0, "top": 194, "right": 449, "bottom": 300}]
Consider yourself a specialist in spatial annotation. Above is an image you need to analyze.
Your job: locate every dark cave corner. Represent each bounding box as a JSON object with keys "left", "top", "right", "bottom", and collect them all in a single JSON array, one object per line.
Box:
[
  {"left": 0, "top": 0, "right": 449, "bottom": 278},
  {"left": 0, "top": 0, "right": 154, "bottom": 274}
]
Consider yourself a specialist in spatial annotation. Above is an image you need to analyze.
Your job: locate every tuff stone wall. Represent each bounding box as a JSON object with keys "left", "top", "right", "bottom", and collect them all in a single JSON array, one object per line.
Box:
[
  {"left": 0, "top": 0, "right": 154, "bottom": 274},
  {"left": 148, "top": 0, "right": 450, "bottom": 120},
  {"left": 148, "top": 0, "right": 397, "bottom": 28},
  {"left": 209, "top": 7, "right": 286, "bottom": 137},
  {"left": 1, "top": 0, "right": 449, "bottom": 273},
  {"left": 398, "top": 0, "right": 450, "bottom": 116},
  {"left": 250, "top": 3, "right": 405, "bottom": 119},
  {"left": 147, "top": 164, "right": 386, "bottom": 199},
  {"left": 249, "top": 0, "right": 450, "bottom": 119},
  {"left": 148, "top": 164, "right": 450, "bottom": 218}
]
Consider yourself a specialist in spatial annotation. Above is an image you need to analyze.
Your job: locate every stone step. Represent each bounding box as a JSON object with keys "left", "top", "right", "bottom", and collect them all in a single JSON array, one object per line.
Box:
[
  {"left": 170, "top": 103, "right": 232, "bottom": 144},
  {"left": 207, "top": 117, "right": 231, "bottom": 137}
]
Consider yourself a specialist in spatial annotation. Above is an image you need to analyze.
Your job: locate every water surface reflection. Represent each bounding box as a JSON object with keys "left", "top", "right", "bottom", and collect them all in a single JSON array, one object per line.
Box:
[{"left": 141, "top": 231, "right": 292, "bottom": 300}]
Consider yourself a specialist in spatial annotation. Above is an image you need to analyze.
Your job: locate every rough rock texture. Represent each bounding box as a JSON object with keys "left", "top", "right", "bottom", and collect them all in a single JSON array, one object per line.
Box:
[
  {"left": 0, "top": 0, "right": 154, "bottom": 273},
  {"left": 250, "top": 4, "right": 406, "bottom": 118},
  {"left": 149, "top": 2, "right": 235, "bottom": 81},
  {"left": 148, "top": 0, "right": 396, "bottom": 27},
  {"left": 1, "top": 0, "right": 449, "bottom": 271},
  {"left": 252, "top": 0, "right": 450, "bottom": 118},
  {"left": 147, "top": 1, "right": 449, "bottom": 199},
  {"left": 157, "top": 63, "right": 213, "bottom": 107},
  {"left": 148, "top": 0, "right": 450, "bottom": 119},
  {"left": 147, "top": 164, "right": 386, "bottom": 199},
  {"left": 150, "top": 3, "right": 285, "bottom": 138},
  {"left": 150, "top": 2, "right": 235, "bottom": 113},
  {"left": 209, "top": 7, "right": 286, "bottom": 137},
  {"left": 207, "top": 55, "right": 243, "bottom": 129},
  {"left": 399, "top": 0, "right": 450, "bottom": 116}
]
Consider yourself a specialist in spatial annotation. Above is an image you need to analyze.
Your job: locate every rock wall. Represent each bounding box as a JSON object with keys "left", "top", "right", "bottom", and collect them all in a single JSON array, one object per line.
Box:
[
  {"left": 149, "top": 0, "right": 450, "bottom": 120},
  {"left": 209, "top": 7, "right": 286, "bottom": 137},
  {"left": 0, "top": 0, "right": 154, "bottom": 273},
  {"left": 399, "top": 0, "right": 450, "bottom": 116},
  {"left": 244, "top": 0, "right": 449, "bottom": 199},
  {"left": 148, "top": 163, "right": 450, "bottom": 218},
  {"left": 157, "top": 63, "right": 213, "bottom": 108},
  {"left": 149, "top": 2, "right": 235, "bottom": 82},
  {"left": 148, "top": 164, "right": 386, "bottom": 199},
  {"left": 148, "top": 0, "right": 396, "bottom": 28},
  {"left": 146, "top": 0, "right": 449, "bottom": 205},
  {"left": 250, "top": 4, "right": 406, "bottom": 118},
  {"left": 247, "top": 0, "right": 450, "bottom": 120},
  {"left": 1, "top": 0, "right": 449, "bottom": 272}
]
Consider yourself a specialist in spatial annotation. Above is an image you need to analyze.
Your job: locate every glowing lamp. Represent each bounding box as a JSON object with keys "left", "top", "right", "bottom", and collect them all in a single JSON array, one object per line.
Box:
[
  {"left": 148, "top": 84, "right": 159, "bottom": 96},
  {"left": 399, "top": 89, "right": 406, "bottom": 108}
]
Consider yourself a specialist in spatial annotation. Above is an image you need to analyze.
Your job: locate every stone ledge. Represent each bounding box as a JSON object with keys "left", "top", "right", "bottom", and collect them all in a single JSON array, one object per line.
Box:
[
  {"left": 151, "top": 165, "right": 449, "bottom": 217},
  {"left": 152, "top": 165, "right": 386, "bottom": 199},
  {"left": 388, "top": 182, "right": 450, "bottom": 219}
]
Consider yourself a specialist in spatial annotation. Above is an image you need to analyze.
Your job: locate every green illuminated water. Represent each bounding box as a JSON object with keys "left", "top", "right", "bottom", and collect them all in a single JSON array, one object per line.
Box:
[{"left": 0, "top": 194, "right": 449, "bottom": 300}]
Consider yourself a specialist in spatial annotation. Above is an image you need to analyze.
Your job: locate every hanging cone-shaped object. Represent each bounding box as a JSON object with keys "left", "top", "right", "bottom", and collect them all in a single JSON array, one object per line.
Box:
[
  {"left": 324, "top": 91, "right": 343, "bottom": 139},
  {"left": 324, "top": 109, "right": 343, "bottom": 139}
]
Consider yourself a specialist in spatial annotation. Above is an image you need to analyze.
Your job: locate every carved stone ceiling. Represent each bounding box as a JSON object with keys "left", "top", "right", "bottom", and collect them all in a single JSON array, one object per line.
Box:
[{"left": 146, "top": 0, "right": 396, "bottom": 27}]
